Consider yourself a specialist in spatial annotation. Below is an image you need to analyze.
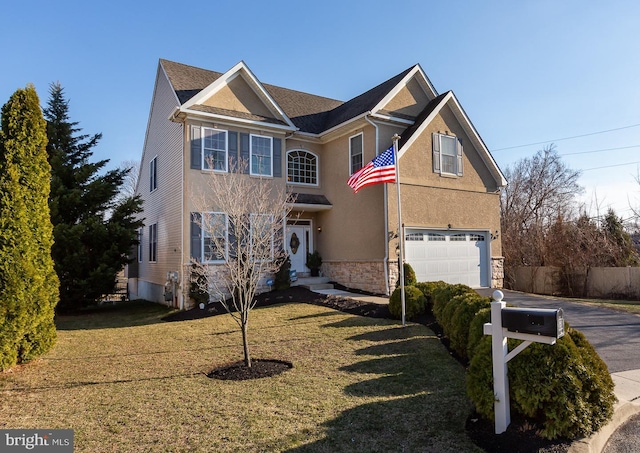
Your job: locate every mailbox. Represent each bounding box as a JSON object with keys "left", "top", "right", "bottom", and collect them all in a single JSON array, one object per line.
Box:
[{"left": 501, "top": 307, "right": 564, "bottom": 339}]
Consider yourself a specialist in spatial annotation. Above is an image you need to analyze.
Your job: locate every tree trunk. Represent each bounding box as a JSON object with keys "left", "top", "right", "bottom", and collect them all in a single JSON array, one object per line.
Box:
[{"left": 241, "top": 317, "right": 251, "bottom": 368}]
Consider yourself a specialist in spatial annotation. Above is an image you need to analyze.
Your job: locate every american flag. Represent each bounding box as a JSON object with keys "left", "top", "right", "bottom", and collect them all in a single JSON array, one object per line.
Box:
[{"left": 347, "top": 146, "right": 396, "bottom": 193}]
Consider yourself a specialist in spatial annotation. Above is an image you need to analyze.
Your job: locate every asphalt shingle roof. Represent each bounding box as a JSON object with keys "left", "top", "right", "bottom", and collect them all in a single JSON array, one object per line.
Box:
[{"left": 160, "top": 59, "right": 417, "bottom": 135}]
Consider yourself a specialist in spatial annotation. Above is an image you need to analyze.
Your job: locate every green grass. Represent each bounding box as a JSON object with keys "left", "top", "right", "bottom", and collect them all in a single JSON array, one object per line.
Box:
[
  {"left": 0, "top": 300, "right": 481, "bottom": 452},
  {"left": 574, "top": 298, "right": 640, "bottom": 314}
]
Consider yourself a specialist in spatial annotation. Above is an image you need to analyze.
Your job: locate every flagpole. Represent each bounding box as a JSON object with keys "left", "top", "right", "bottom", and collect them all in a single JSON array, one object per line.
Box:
[{"left": 392, "top": 134, "right": 405, "bottom": 327}]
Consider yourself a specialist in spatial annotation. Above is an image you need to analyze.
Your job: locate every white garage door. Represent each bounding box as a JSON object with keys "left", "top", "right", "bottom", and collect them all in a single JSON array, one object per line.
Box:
[{"left": 404, "top": 230, "right": 489, "bottom": 288}]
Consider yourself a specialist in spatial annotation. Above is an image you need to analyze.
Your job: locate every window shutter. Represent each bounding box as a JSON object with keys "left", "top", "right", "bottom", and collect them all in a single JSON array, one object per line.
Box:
[
  {"left": 227, "top": 131, "right": 238, "bottom": 172},
  {"left": 240, "top": 133, "right": 250, "bottom": 174},
  {"left": 432, "top": 132, "right": 441, "bottom": 173},
  {"left": 273, "top": 138, "right": 282, "bottom": 178},
  {"left": 456, "top": 138, "right": 464, "bottom": 176},
  {"left": 190, "top": 212, "right": 202, "bottom": 261},
  {"left": 191, "top": 126, "right": 202, "bottom": 170}
]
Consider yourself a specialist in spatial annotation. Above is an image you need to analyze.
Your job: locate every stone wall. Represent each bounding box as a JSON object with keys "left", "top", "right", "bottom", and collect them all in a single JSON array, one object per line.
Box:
[
  {"left": 491, "top": 256, "right": 504, "bottom": 289},
  {"left": 322, "top": 260, "right": 388, "bottom": 295}
]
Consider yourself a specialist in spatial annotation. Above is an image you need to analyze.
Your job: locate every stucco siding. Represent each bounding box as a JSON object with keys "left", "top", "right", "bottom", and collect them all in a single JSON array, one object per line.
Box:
[{"left": 135, "top": 65, "right": 184, "bottom": 304}]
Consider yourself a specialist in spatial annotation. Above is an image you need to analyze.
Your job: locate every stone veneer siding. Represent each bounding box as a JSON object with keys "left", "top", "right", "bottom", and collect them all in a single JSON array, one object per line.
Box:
[{"left": 322, "top": 260, "right": 389, "bottom": 295}]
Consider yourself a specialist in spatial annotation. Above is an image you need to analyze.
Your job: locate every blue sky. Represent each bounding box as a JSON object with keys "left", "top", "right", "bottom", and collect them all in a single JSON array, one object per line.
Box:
[{"left": 2, "top": 0, "right": 639, "bottom": 220}]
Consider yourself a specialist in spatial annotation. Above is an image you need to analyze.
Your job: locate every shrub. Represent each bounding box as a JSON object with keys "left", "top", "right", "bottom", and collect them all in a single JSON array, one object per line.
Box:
[
  {"left": 415, "top": 281, "right": 447, "bottom": 313},
  {"left": 388, "top": 286, "right": 426, "bottom": 320},
  {"left": 189, "top": 264, "right": 209, "bottom": 307},
  {"left": 274, "top": 256, "right": 291, "bottom": 290},
  {"left": 395, "top": 262, "right": 417, "bottom": 288},
  {"left": 448, "top": 293, "right": 491, "bottom": 360},
  {"left": 466, "top": 307, "right": 491, "bottom": 361},
  {"left": 467, "top": 324, "right": 616, "bottom": 439},
  {"left": 432, "top": 283, "right": 473, "bottom": 322}
]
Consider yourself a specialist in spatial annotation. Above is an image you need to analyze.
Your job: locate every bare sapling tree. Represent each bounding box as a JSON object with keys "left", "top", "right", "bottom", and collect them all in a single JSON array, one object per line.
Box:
[{"left": 191, "top": 159, "right": 296, "bottom": 367}]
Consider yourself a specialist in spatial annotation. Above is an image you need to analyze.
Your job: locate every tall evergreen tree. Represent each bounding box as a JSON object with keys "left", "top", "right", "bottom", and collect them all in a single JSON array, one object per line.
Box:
[
  {"left": 44, "top": 83, "right": 143, "bottom": 312},
  {"left": 0, "top": 85, "right": 59, "bottom": 371}
]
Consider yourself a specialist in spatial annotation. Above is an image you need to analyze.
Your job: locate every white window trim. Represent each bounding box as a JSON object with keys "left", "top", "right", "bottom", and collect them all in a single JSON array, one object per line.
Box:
[
  {"left": 439, "top": 134, "right": 457, "bottom": 176},
  {"left": 149, "top": 155, "right": 158, "bottom": 192},
  {"left": 250, "top": 134, "right": 273, "bottom": 177},
  {"left": 349, "top": 132, "right": 364, "bottom": 175},
  {"left": 201, "top": 127, "right": 228, "bottom": 173},
  {"left": 286, "top": 149, "right": 319, "bottom": 186},
  {"left": 202, "top": 212, "right": 228, "bottom": 264}
]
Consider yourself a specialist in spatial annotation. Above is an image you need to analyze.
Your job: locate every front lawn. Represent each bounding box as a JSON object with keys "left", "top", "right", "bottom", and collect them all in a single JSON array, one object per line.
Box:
[{"left": 0, "top": 300, "right": 480, "bottom": 452}]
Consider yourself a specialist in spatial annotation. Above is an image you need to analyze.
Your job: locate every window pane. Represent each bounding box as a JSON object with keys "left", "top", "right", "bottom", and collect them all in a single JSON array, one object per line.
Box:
[
  {"left": 203, "top": 213, "right": 227, "bottom": 261},
  {"left": 203, "top": 129, "right": 227, "bottom": 171},
  {"left": 251, "top": 135, "right": 272, "bottom": 176},
  {"left": 440, "top": 135, "right": 456, "bottom": 174},
  {"left": 287, "top": 150, "right": 317, "bottom": 184},
  {"left": 350, "top": 135, "right": 363, "bottom": 173}
]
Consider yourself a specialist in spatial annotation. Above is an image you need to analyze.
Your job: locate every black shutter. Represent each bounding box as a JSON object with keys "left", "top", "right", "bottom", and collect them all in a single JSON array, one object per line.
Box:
[
  {"left": 273, "top": 137, "right": 282, "bottom": 177},
  {"left": 240, "top": 133, "right": 250, "bottom": 174},
  {"left": 191, "top": 126, "right": 202, "bottom": 170},
  {"left": 190, "top": 212, "right": 202, "bottom": 261},
  {"left": 228, "top": 131, "right": 238, "bottom": 172}
]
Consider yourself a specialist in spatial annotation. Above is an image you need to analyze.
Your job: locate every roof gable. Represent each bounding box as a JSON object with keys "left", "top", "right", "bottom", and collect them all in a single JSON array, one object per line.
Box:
[
  {"left": 176, "top": 61, "right": 297, "bottom": 130},
  {"left": 371, "top": 64, "right": 438, "bottom": 120},
  {"left": 398, "top": 91, "right": 507, "bottom": 187}
]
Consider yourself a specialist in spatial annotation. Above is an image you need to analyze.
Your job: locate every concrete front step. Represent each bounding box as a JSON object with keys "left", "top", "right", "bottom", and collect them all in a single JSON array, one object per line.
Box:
[{"left": 292, "top": 276, "right": 334, "bottom": 291}]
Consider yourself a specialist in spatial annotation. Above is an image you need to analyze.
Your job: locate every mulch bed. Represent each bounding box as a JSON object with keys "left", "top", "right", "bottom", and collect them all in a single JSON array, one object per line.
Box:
[{"left": 162, "top": 286, "right": 570, "bottom": 453}]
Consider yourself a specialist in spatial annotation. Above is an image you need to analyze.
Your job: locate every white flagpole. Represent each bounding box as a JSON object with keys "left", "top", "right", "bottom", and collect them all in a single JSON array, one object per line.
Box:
[{"left": 392, "top": 134, "right": 405, "bottom": 327}]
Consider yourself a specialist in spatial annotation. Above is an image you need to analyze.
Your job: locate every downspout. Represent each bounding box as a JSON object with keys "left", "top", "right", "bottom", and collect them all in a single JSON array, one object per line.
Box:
[{"left": 364, "top": 115, "right": 391, "bottom": 296}]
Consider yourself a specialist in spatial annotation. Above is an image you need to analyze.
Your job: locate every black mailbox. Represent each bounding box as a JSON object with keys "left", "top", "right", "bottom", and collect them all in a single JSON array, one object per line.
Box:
[{"left": 501, "top": 307, "right": 564, "bottom": 338}]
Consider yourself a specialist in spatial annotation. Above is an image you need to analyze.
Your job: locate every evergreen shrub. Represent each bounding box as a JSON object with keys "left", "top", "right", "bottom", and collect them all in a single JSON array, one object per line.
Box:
[
  {"left": 467, "top": 324, "right": 616, "bottom": 439},
  {"left": 414, "top": 281, "right": 447, "bottom": 313},
  {"left": 388, "top": 286, "right": 426, "bottom": 320},
  {"left": 432, "top": 283, "right": 474, "bottom": 322},
  {"left": 448, "top": 293, "right": 491, "bottom": 360},
  {"left": 395, "top": 262, "right": 417, "bottom": 288},
  {"left": 274, "top": 256, "right": 291, "bottom": 290}
]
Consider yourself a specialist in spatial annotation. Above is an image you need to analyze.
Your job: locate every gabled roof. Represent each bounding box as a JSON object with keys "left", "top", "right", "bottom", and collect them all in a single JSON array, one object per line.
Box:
[
  {"left": 160, "top": 59, "right": 434, "bottom": 135},
  {"left": 398, "top": 91, "right": 507, "bottom": 187}
]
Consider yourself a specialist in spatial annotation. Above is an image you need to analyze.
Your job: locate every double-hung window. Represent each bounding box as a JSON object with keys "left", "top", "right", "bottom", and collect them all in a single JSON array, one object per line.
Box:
[
  {"left": 202, "top": 127, "right": 228, "bottom": 172},
  {"left": 149, "top": 156, "right": 157, "bottom": 192},
  {"left": 202, "top": 212, "right": 228, "bottom": 263},
  {"left": 250, "top": 134, "right": 273, "bottom": 176},
  {"left": 349, "top": 133, "right": 363, "bottom": 175},
  {"left": 287, "top": 150, "right": 318, "bottom": 185},
  {"left": 148, "top": 223, "right": 157, "bottom": 262},
  {"left": 433, "top": 132, "right": 463, "bottom": 176}
]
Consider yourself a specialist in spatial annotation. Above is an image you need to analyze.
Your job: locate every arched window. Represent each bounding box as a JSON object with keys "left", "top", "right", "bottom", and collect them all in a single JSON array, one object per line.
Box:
[{"left": 287, "top": 150, "right": 318, "bottom": 185}]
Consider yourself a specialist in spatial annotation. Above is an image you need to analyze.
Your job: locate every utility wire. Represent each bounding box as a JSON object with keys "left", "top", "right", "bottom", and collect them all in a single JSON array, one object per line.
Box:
[
  {"left": 581, "top": 161, "right": 640, "bottom": 171},
  {"left": 493, "top": 123, "right": 640, "bottom": 151},
  {"left": 560, "top": 144, "right": 640, "bottom": 156}
]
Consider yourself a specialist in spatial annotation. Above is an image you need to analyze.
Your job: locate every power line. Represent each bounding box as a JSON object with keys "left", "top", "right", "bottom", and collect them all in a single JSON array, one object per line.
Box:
[
  {"left": 493, "top": 123, "right": 640, "bottom": 152},
  {"left": 581, "top": 161, "right": 640, "bottom": 171},
  {"left": 560, "top": 144, "right": 640, "bottom": 156}
]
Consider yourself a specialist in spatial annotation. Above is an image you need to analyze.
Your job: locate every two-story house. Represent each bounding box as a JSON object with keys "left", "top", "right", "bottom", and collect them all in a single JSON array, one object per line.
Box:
[{"left": 128, "top": 59, "right": 507, "bottom": 309}]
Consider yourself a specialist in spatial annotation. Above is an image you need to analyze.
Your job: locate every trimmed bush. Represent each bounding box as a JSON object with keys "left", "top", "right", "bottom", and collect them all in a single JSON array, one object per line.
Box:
[
  {"left": 395, "top": 262, "right": 417, "bottom": 288},
  {"left": 432, "top": 283, "right": 473, "bottom": 322},
  {"left": 415, "top": 281, "right": 447, "bottom": 313},
  {"left": 274, "top": 256, "right": 291, "bottom": 290},
  {"left": 466, "top": 307, "right": 491, "bottom": 361},
  {"left": 388, "top": 285, "right": 426, "bottom": 320},
  {"left": 448, "top": 293, "right": 491, "bottom": 360},
  {"left": 467, "top": 324, "right": 616, "bottom": 439}
]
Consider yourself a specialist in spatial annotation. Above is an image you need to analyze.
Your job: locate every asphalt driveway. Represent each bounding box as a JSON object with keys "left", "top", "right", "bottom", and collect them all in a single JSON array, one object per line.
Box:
[{"left": 476, "top": 288, "right": 640, "bottom": 374}]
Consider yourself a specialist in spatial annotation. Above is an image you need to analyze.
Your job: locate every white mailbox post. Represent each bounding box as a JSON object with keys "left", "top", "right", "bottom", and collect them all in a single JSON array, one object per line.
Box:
[{"left": 483, "top": 290, "right": 564, "bottom": 434}]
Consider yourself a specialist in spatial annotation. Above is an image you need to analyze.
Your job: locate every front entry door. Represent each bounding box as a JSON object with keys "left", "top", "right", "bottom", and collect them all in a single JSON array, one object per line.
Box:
[{"left": 287, "top": 226, "right": 308, "bottom": 274}]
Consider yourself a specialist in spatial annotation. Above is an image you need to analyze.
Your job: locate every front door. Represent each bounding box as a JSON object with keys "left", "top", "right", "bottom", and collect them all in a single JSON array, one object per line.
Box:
[{"left": 287, "top": 225, "right": 309, "bottom": 274}]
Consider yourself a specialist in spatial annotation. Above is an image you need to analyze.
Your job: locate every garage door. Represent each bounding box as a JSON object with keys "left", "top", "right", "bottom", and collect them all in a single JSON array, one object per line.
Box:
[{"left": 404, "top": 230, "right": 489, "bottom": 288}]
